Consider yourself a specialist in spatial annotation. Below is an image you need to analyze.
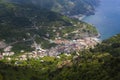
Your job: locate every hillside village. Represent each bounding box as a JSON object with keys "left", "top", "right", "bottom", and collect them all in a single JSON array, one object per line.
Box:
[
  {"left": 0, "top": 0, "right": 100, "bottom": 61},
  {"left": 0, "top": 37, "right": 100, "bottom": 60}
]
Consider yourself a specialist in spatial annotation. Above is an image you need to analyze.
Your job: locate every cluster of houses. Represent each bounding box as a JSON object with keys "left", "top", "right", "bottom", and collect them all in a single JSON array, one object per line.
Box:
[
  {"left": 0, "top": 37, "right": 100, "bottom": 60},
  {"left": 48, "top": 37, "right": 100, "bottom": 55},
  {"left": 0, "top": 46, "right": 15, "bottom": 59}
]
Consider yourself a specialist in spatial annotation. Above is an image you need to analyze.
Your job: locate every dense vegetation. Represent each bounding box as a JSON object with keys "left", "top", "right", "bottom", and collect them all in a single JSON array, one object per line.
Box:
[
  {"left": 0, "top": 34, "right": 120, "bottom": 80},
  {"left": 92, "top": 34, "right": 120, "bottom": 57},
  {"left": 7, "top": 0, "right": 100, "bottom": 16}
]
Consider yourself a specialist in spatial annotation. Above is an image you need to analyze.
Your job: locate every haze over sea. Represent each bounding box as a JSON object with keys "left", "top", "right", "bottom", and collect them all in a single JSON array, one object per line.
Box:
[{"left": 83, "top": 0, "right": 120, "bottom": 40}]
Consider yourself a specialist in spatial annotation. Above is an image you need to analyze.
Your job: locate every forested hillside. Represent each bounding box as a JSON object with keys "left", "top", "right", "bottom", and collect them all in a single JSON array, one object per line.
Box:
[
  {"left": 0, "top": 34, "right": 119, "bottom": 80},
  {"left": 7, "top": 0, "right": 100, "bottom": 16},
  {"left": 92, "top": 34, "right": 120, "bottom": 57},
  {"left": 0, "top": 0, "right": 119, "bottom": 80}
]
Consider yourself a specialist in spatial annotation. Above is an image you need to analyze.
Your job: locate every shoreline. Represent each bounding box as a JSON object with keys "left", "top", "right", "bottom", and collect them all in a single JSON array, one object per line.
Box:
[{"left": 79, "top": 15, "right": 101, "bottom": 40}]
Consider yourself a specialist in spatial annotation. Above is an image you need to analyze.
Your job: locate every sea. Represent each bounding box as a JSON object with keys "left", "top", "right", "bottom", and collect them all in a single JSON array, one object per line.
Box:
[{"left": 83, "top": 0, "right": 120, "bottom": 40}]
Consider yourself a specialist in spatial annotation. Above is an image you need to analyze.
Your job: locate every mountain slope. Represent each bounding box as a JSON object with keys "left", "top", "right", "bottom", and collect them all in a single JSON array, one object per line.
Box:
[
  {"left": 0, "top": 34, "right": 120, "bottom": 80},
  {"left": 7, "top": 0, "right": 100, "bottom": 16},
  {"left": 0, "top": 0, "right": 98, "bottom": 53},
  {"left": 92, "top": 34, "right": 120, "bottom": 57}
]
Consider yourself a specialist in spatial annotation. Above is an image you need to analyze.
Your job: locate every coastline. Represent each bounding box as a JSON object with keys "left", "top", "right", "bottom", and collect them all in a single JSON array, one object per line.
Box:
[{"left": 80, "top": 15, "right": 101, "bottom": 40}]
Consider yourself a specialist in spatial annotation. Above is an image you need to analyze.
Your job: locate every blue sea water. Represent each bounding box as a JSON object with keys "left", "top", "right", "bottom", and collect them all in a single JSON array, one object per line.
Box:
[{"left": 83, "top": 0, "right": 120, "bottom": 40}]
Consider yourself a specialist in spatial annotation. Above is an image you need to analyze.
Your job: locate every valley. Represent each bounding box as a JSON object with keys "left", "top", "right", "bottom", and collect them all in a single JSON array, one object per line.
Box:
[{"left": 0, "top": 0, "right": 119, "bottom": 80}]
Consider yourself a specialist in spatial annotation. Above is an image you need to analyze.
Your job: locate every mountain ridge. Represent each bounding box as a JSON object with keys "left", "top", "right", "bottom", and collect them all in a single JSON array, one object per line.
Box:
[{"left": 6, "top": 0, "right": 100, "bottom": 16}]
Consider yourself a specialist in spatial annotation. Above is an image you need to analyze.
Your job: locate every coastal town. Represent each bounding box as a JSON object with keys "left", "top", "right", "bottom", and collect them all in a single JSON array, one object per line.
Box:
[{"left": 0, "top": 37, "right": 101, "bottom": 60}]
